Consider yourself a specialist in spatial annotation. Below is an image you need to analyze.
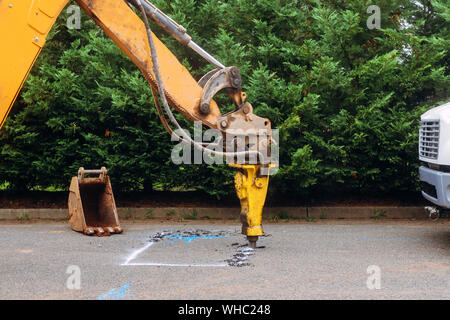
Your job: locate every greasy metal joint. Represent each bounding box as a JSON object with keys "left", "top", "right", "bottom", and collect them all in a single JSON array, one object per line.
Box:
[
  {"left": 126, "top": 0, "right": 191, "bottom": 46},
  {"left": 218, "top": 104, "right": 273, "bottom": 165},
  {"left": 198, "top": 66, "right": 243, "bottom": 115}
]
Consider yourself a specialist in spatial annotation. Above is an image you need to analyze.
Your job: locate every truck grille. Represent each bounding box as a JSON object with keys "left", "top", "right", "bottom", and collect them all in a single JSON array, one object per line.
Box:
[{"left": 419, "top": 120, "right": 440, "bottom": 160}]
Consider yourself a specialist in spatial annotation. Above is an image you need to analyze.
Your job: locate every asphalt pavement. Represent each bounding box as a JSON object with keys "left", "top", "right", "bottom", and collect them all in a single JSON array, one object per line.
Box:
[{"left": 0, "top": 220, "right": 448, "bottom": 299}]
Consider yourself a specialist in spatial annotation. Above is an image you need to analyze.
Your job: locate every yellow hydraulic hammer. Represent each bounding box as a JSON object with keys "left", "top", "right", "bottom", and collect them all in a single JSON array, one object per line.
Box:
[{"left": 231, "top": 164, "right": 273, "bottom": 249}]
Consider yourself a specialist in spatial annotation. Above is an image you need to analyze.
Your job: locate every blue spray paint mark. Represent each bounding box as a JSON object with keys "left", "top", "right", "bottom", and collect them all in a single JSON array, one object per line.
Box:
[
  {"left": 165, "top": 234, "right": 228, "bottom": 243},
  {"left": 97, "top": 284, "right": 133, "bottom": 300}
]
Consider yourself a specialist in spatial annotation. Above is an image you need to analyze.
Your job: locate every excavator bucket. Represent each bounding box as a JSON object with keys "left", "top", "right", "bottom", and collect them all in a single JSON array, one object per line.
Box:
[{"left": 68, "top": 167, "right": 123, "bottom": 237}]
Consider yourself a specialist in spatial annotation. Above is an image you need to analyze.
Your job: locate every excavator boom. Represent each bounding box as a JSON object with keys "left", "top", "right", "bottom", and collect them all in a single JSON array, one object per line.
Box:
[{"left": 0, "top": 0, "right": 222, "bottom": 129}]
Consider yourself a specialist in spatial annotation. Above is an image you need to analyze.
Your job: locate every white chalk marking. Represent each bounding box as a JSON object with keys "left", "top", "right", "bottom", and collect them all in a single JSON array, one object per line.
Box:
[
  {"left": 122, "top": 242, "right": 154, "bottom": 266},
  {"left": 126, "top": 262, "right": 229, "bottom": 267},
  {"left": 122, "top": 241, "right": 229, "bottom": 268}
]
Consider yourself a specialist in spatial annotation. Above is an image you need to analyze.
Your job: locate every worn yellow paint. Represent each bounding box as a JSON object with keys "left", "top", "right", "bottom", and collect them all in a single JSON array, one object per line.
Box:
[
  {"left": 231, "top": 164, "right": 272, "bottom": 237},
  {"left": 0, "top": 0, "right": 69, "bottom": 129}
]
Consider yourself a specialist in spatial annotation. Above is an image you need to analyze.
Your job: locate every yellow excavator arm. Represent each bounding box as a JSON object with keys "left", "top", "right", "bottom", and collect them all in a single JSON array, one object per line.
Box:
[
  {"left": 0, "top": 0, "right": 275, "bottom": 247},
  {"left": 0, "top": 0, "right": 222, "bottom": 128}
]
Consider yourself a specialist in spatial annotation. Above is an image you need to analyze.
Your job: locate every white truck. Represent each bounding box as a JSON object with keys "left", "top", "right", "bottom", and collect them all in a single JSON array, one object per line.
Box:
[{"left": 419, "top": 102, "right": 450, "bottom": 218}]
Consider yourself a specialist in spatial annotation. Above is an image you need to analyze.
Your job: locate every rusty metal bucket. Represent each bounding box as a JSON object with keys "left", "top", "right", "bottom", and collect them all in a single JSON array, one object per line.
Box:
[{"left": 68, "top": 167, "right": 123, "bottom": 236}]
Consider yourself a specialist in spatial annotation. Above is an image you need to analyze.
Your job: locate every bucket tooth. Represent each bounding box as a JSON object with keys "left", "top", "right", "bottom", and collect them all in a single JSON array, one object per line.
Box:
[
  {"left": 95, "top": 227, "right": 105, "bottom": 236},
  {"left": 106, "top": 227, "right": 115, "bottom": 234},
  {"left": 68, "top": 167, "right": 123, "bottom": 237},
  {"left": 85, "top": 228, "right": 95, "bottom": 236}
]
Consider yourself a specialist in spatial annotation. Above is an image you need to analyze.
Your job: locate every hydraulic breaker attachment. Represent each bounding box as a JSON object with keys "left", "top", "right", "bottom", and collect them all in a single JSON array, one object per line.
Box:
[
  {"left": 68, "top": 167, "right": 123, "bottom": 237},
  {"left": 230, "top": 164, "right": 272, "bottom": 249}
]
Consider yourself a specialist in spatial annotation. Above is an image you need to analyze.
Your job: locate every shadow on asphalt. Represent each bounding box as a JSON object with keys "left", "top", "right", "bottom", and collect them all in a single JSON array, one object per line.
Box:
[{"left": 430, "top": 230, "right": 450, "bottom": 252}]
